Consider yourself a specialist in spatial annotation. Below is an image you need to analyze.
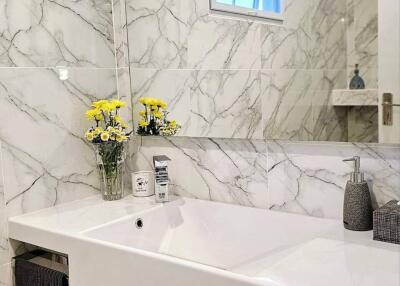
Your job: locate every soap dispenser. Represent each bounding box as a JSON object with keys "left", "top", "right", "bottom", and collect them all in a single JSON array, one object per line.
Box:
[
  {"left": 342, "top": 156, "right": 373, "bottom": 231},
  {"left": 349, "top": 64, "right": 365, "bottom": 89}
]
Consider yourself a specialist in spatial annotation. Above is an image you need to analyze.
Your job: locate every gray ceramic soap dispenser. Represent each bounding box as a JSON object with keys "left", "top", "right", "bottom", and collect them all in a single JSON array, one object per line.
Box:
[{"left": 342, "top": 156, "right": 373, "bottom": 231}]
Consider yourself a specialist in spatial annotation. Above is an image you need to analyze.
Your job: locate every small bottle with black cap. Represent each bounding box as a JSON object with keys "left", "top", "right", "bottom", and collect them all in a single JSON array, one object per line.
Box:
[{"left": 342, "top": 156, "right": 373, "bottom": 231}]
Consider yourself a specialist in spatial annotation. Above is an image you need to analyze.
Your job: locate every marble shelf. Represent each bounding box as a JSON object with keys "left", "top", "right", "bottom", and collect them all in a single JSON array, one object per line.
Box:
[{"left": 331, "top": 89, "right": 378, "bottom": 107}]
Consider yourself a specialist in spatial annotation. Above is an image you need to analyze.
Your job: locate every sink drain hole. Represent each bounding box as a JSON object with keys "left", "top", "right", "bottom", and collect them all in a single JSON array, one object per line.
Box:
[{"left": 135, "top": 218, "right": 143, "bottom": 229}]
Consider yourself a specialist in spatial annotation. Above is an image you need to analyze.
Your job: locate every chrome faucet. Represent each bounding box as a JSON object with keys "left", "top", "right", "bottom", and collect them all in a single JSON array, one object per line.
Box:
[{"left": 153, "top": 155, "right": 171, "bottom": 203}]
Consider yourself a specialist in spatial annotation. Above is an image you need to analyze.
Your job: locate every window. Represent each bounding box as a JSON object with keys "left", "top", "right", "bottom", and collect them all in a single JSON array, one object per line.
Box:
[{"left": 210, "top": 0, "right": 283, "bottom": 21}]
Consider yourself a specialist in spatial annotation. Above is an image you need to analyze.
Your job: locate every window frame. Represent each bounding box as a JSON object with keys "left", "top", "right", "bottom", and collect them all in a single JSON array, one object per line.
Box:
[{"left": 209, "top": 0, "right": 284, "bottom": 22}]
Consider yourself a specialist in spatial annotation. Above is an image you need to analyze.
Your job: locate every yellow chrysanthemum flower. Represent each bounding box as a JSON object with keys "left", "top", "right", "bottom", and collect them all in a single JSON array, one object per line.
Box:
[
  {"left": 92, "top": 128, "right": 101, "bottom": 136},
  {"left": 169, "top": 120, "right": 177, "bottom": 128},
  {"left": 114, "top": 115, "right": 122, "bottom": 123},
  {"left": 107, "top": 126, "right": 116, "bottom": 133},
  {"left": 92, "top": 100, "right": 109, "bottom": 109},
  {"left": 139, "top": 97, "right": 149, "bottom": 105},
  {"left": 139, "top": 110, "right": 146, "bottom": 117},
  {"left": 101, "top": 102, "right": 115, "bottom": 113},
  {"left": 115, "top": 134, "right": 124, "bottom": 143},
  {"left": 111, "top": 100, "right": 126, "bottom": 109},
  {"left": 121, "top": 122, "right": 128, "bottom": 129},
  {"left": 85, "top": 109, "right": 103, "bottom": 121},
  {"left": 139, "top": 120, "right": 149, "bottom": 127},
  {"left": 156, "top": 99, "right": 167, "bottom": 109},
  {"left": 153, "top": 111, "right": 162, "bottom": 119},
  {"left": 85, "top": 131, "right": 94, "bottom": 141},
  {"left": 100, "top": 132, "right": 110, "bottom": 142}
]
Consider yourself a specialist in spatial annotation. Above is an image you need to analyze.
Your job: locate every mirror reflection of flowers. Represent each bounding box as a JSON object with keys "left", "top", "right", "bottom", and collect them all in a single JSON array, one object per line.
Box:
[{"left": 137, "top": 97, "right": 181, "bottom": 136}]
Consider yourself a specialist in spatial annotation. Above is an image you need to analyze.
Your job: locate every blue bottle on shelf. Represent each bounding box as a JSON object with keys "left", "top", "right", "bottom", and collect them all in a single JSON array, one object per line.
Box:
[{"left": 349, "top": 64, "right": 365, "bottom": 90}]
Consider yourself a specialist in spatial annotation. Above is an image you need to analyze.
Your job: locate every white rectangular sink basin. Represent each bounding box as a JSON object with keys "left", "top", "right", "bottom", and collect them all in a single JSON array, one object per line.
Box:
[
  {"left": 9, "top": 196, "right": 400, "bottom": 286},
  {"left": 84, "top": 198, "right": 340, "bottom": 271}
]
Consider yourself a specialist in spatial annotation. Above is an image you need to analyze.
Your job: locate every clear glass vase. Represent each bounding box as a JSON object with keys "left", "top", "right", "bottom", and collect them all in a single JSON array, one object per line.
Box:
[{"left": 93, "top": 142, "right": 126, "bottom": 201}]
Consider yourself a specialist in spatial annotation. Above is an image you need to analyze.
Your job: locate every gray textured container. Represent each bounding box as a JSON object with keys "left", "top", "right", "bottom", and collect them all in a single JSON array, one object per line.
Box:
[
  {"left": 343, "top": 181, "right": 373, "bottom": 231},
  {"left": 373, "top": 200, "right": 400, "bottom": 245}
]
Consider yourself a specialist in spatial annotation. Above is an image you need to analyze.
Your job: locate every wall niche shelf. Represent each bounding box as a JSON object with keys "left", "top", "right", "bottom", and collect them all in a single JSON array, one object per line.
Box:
[{"left": 331, "top": 89, "right": 378, "bottom": 107}]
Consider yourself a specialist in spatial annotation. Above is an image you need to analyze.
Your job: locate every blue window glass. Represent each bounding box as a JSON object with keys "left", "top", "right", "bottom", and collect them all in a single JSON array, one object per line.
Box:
[
  {"left": 216, "top": 0, "right": 280, "bottom": 13},
  {"left": 216, "top": 0, "right": 234, "bottom": 5},
  {"left": 263, "top": 0, "right": 281, "bottom": 13}
]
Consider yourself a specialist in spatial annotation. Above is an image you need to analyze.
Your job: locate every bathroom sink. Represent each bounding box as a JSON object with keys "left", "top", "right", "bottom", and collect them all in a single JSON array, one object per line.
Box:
[
  {"left": 10, "top": 196, "right": 399, "bottom": 286},
  {"left": 83, "top": 198, "right": 340, "bottom": 271}
]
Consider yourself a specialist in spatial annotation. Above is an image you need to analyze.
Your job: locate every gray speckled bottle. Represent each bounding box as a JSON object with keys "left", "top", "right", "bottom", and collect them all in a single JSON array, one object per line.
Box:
[{"left": 342, "top": 157, "right": 373, "bottom": 231}]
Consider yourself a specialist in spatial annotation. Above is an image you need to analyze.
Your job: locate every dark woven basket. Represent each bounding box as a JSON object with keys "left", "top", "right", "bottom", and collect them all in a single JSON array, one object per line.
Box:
[{"left": 373, "top": 200, "right": 400, "bottom": 245}]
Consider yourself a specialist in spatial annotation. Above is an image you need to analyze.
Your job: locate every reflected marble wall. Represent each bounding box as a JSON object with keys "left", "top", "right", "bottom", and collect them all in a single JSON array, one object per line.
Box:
[
  {"left": 133, "top": 137, "right": 400, "bottom": 219},
  {"left": 127, "top": 0, "right": 348, "bottom": 141},
  {"left": 347, "top": 0, "right": 378, "bottom": 88}
]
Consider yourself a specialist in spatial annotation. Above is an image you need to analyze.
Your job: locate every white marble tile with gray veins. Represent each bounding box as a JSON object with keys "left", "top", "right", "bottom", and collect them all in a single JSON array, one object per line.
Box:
[
  {"left": 126, "top": 0, "right": 189, "bottom": 69},
  {"left": 262, "top": 0, "right": 347, "bottom": 69},
  {"left": 187, "top": 16, "right": 261, "bottom": 70},
  {"left": 0, "top": 68, "right": 120, "bottom": 217},
  {"left": 0, "top": 142, "right": 9, "bottom": 267},
  {"left": 190, "top": 70, "right": 262, "bottom": 139},
  {"left": 130, "top": 69, "right": 192, "bottom": 136},
  {"left": 267, "top": 141, "right": 400, "bottom": 219},
  {"left": 113, "top": 0, "right": 129, "bottom": 67},
  {"left": 126, "top": 0, "right": 261, "bottom": 69},
  {"left": 262, "top": 70, "right": 315, "bottom": 141},
  {"left": 133, "top": 137, "right": 269, "bottom": 209},
  {"left": 347, "top": 107, "right": 378, "bottom": 143},
  {"left": 0, "top": 263, "right": 12, "bottom": 286},
  {"left": 0, "top": 0, "right": 115, "bottom": 67},
  {"left": 346, "top": 0, "right": 378, "bottom": 88}
]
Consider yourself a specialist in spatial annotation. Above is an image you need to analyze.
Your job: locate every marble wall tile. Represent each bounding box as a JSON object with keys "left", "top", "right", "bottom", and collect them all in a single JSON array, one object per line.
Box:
[
  {"left": 126, "top": 0, "right": 261, "bottom": 70},
  {"left": 312, "top": 70, "right": 348, "bottom": 141},
  {"left": 0, "top": 68, "right": 120, "bottom": 217},
  {"left": 261, "top": 68, "right": 351, "bottom": 142},
  {"left": 0, "top": 142, "right": 9, "bottom": 267},
  {"left": 347, "top": 107, "right": 378, "bottom": 143},
  {"left": 261, "top": 70, "right": 318, "bottom": 141},
  {"left": 130, "top": 69, "right": 192, "bottom": 136},
  {"left": 131, "top": 137, "right": 400, "bottom": 220},
  {"left": 132, "top": 136, "right": 269, "bottom": 209},
  {"left": 0, "top": 263, "right": 12, "bottom": 286},
  {"left": 126, "top": 0, "right": 189, "bottom": 69},
  {"left": 267, "top": 141, "right": 400, "bottom": 219},
  {"left": 131, "top": 68, "right": 262, "bottom": 139},
  {"left": 125, "top": 0, "right": 350, "bottom": 141},
  {"left": 113, "top": 0, "right": 129, "bottom": 68},
  {"left": 187, "top": 17, "right": 261, "bottom": 70},
  {"left": 190, "top": 70, "right": 262, "bottom": 139},
  {"left": 312, "top": 91, "right": 348, "bottom": 142},
  {"left": 0, "top": 0, "right": 115, "bottom": 68},
  {"left": 261, "top": 25, "right": 311, "bottom": 70},
  {"left": 262, "top": 0, "right": 347, "bottom": 70},
  {"left": 309, "top": 0, "right": 347, "bottom": 70},
  {"left": 346, "top": 0, "right": 378, "bottom": 88}
]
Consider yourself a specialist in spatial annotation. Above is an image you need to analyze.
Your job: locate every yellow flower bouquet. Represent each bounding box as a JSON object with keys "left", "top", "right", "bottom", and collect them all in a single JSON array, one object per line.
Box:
[
  {"left": 137, "top": 97, "right": 181, "bottom": 136},
  {"left": 85, "top": 99, "right": 131, "bottom": 201}
]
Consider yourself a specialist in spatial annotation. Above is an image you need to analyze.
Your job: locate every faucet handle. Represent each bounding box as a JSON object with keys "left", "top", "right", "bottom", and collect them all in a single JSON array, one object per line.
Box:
[{"left": 343, "top": 156, "right": 360, "bottom": 172}]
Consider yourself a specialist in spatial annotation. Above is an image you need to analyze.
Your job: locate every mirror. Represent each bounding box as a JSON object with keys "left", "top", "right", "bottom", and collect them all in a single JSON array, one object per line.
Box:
[{"left": 124, "top": 0, "right": 399, "bottom": 143}]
